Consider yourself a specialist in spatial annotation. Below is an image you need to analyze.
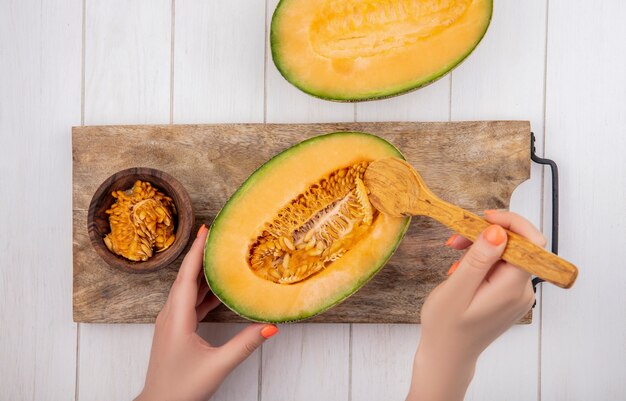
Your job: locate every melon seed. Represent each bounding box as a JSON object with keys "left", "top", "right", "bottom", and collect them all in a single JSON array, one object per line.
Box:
[
  {"left": 308, "top": 248, "right": 323, "bottom": 257},
  {"left": 268, "top": 269, "right": 281, "bottom": 279},
  {"left": 305, "top": 237, "right": 317, "bottom": 250},
  {"left": 163, "top": 235, "right": 175, "bottom": 248},
  {"left": 304, "top": 229, "right": 315, "bottom": 243},
  {"left": 283, "top": 236, "right": 295, "bottom": 251}
]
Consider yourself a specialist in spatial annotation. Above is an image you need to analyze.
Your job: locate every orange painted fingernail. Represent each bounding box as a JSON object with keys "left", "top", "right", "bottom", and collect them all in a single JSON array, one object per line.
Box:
[
  {"left": 484, "top": 225, "right": 507, "bottom": 246},
  {"left": 447, "top": 261, "right": 460, "bottom": 276},
  {"left": 196, "top": 224, "right": 207, "bottom": 238},
  {"left": 261, "top": 325, "right": 279, "bottom": 339},
  {"left": 445, "top": 234, "right": 458, "bottom": 246}
]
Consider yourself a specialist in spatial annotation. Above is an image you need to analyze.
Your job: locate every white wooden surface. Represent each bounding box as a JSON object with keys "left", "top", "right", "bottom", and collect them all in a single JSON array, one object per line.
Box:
[
  {"left": 0, "top": 1, "right": 80, "bottom": 400},
  {"left": 78, "top": 1, "right": 171, "bottom": 400},
  {"left": 541, "top": 1, "right": 626, "bottom": 400},
  {"left": 1, "top": 1, "right": 625, "bottom": 400}
]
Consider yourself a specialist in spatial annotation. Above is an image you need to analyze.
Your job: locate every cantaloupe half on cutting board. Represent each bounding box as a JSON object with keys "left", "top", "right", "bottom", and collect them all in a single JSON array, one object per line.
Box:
[
  {"left": 204, "top": 132, "right": 410, "bottom": 322},
  {"left": 270, "top": 0, "right": 493, "bottom": 101}
]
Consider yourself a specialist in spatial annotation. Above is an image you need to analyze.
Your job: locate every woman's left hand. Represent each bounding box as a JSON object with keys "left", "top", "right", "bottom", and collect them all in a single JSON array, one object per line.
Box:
[{"left": 136, "top": 225, "right": 278, "bottom": 401}]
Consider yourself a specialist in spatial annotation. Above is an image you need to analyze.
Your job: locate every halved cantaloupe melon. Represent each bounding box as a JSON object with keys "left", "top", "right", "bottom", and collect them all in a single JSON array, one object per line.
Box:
[
  {"left": 204, "top": 132, "right": 410, "bottom": 322},
  {"left": 271, "top": 0, "right": 492, "bottom": 101}
]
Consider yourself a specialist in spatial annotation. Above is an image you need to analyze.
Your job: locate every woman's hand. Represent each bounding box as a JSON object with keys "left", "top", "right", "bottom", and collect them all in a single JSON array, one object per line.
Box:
[
  {"left": 407, "top": 211, "right": 544, "bottom": 401},
  {"left": 136, "top": 225, "right": 278, "bottom": 401}
]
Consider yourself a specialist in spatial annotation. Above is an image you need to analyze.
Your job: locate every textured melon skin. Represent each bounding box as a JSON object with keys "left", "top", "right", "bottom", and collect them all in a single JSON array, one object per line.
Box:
[
  {"left": 270, "top": 0, "right": 493, "bottom": 102},
  {"left": 204, "top": 132, "right": 410, "bottom": 322}
]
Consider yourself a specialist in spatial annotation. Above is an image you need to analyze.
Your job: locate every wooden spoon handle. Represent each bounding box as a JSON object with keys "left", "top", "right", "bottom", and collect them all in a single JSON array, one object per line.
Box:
[{"left": 422, "top": 197, "right": 578, "bottom": 289}]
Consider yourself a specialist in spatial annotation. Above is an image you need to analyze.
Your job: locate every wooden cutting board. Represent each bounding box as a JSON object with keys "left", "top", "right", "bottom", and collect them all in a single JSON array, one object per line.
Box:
[{"left": 73, "top": 121, "right": 532, "bottom": 324}]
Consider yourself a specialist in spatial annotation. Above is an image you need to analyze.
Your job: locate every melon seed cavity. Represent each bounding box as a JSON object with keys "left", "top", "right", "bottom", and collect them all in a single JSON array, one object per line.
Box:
[{"left": 248, "top": 161, "right": 376, "bottom": 284}]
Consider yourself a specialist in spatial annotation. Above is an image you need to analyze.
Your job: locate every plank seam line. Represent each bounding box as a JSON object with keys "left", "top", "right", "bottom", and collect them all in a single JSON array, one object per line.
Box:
[
  {"left": 259, "top": 2, "right": 270, "bottom": 400},
  {"left": 349, "top": 53, "right": 356, "bottom": 401},
  {"left": 448, "top": 74, "right": 453, "bottom": 121},
  {"left": 348, "top": 324, "right": 353, "bottom": 401},
  {"left": 76, "top": 0, "right": 86, "bottom": 396},
  {"left": 258, "top": 345, "right": 263, "bottom": 401},
  {"left": 263, "top": 0, "right": 269, "bottom": 125},
  {"left": 80, "top": 0, "right": 86, "bottom": 126},
  {"left": 169, "top": 0, "right": 175, "bottom": 124},
  {"left": 74, "top": 324, "right": 81, "bottom": 401},
  {"left": 538, "top": 1, "right": 551, "bottom": 400}
]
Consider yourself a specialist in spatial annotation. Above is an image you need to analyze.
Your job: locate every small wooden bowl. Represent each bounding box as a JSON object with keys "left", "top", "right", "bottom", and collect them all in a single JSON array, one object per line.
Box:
[{"left": 88, "top": 167, "right": 194, "bottom": 273}]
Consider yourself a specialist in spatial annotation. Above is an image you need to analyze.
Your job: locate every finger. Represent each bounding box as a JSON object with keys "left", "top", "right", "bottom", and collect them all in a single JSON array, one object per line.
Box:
[
  {"left": 165, "top": 225, "right": 210, "bottom": 333},
  {"left": 484, "top": 210, "right": 546, "bottom": 247},
  {"left": 169, "top": 225, "right": 209, "bottom": 309},
  {"left": 484, "top": 211, "right": 543, "bottom": 285},
  {"left": 447, "top": 248, "right": 500, "bottom": 283},
  {"left": 177, "top": 224, "right": 209, "bottom": 284},
  {"left": 196, "top": 293, "right": 222, "bottom": 322},
  {"left": 466, "top": 276, "right": 534, "bottom": 324},
  {"left": 446, "top": 252, "right": 466, "bottom": 276},
  {"left": 445, "top": 225, "right": 508, "bottom": 306},
  {"left": 445, "top": 234, "right": 473, "bottom": 250},
  {"left": 196, "top": 278, "right": 210, "bottom": 307},
  {"left": 485, "top": 261, "right": 532, "bottom": 291},
  {"left": 218, "top": 324, "right": 278, "bottom": 372},
  {"left": 484, "top": 260, "right": 507, "bottom": 283}
]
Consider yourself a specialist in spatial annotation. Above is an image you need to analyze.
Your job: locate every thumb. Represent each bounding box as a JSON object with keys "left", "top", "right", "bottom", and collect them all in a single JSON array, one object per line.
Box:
[
  {"left": 446, "top": 224, "right": 508, "bottom": 303},
  {"left": 218, "top": 324, "right": 278, "bottom": 371}
]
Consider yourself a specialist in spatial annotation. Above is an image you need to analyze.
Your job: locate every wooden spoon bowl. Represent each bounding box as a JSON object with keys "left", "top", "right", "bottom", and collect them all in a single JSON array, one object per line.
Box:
[
  {"left": 364, "top": 158, "right": 578, "bottom": 288},
  {"left": 87, "top": 167, "right": 195, "bottom": 274}
]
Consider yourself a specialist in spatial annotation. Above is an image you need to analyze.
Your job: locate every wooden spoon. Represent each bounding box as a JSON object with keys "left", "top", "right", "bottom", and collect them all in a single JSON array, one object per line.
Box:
[{"left": 364, "top": 158, "right": 578, "bottom": 289}]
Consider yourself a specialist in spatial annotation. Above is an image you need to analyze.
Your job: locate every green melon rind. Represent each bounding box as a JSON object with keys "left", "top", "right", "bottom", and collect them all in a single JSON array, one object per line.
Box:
[
  {"left": 204, "top": 132, "right": 410, "bottom": 323},
  {"left": 270, "top": 0, "right": 493, "bottom": 102}
]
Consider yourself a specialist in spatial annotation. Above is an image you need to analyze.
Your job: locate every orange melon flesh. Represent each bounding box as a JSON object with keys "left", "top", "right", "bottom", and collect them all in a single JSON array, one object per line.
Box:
[
  {"left": 271, "top": 0, "right": 492, "bottom": 101},
  {"left": 204, "top": 133, "right": 409, "bottom": 322}
]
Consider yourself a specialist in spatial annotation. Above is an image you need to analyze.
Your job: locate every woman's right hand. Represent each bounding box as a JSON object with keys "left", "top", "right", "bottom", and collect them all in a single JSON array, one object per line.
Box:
[
  {"left": 136, "top": 225, "right": 278, "bottom": 401},
  {"left": 407, "top": 211, "right": 545, "bottom": 401}
]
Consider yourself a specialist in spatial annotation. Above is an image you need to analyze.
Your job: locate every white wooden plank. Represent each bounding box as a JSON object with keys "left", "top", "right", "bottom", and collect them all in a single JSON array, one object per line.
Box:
[
  {"left": 0, "top": 0, "right": 81, "bottom": 399},
  {"left": 84, "top": 0, "right": 171, "bottom": 125},
  {"left": 195, "top": 324, "right": 261, "bottom": 401},
  {"left": 542, "top": 1, "right": 626, "bottom": 399},
  {"left": 465, "top": 324, "right": 539, "bottom": 401},
  {"left": 79, "top": 1, "right": 172, "bottom": 400},
  {"left": 262, "top": 2, "right": 353, "bottom": 400},
  {"left": 78, "top": 325, "right": 153, "bottom": 400},
  {"left": 265, "top": 66, "right": 354, "bottom": 124},
  {"left": 450, "top": 2, "right": 548, "bottom": 400},
  {"left": 355, "top": 78, "right": 450, "bottom": 122},
  {"left": 352, "top": 325, "right": 419, "bottom": 401},
  {"left": 173, "top": 0, "right": 265, "bottom": 123},
  {"left": 173, "top": 1, "right": 266, "bottom": 399},
  {"left": 261, "top": 324, "right": 350, "bottom": 401},
  {"left": 80, "top": 326, "right": 260, "bottom": 401}
]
